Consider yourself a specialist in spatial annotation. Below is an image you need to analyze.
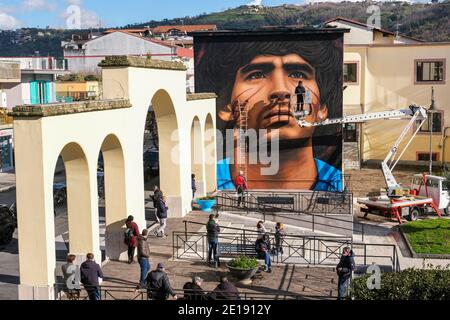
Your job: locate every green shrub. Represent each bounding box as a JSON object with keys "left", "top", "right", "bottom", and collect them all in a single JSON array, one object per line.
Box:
[
  {"left": 228, "top": 256, "right": 259, "bottom": 269},
  {"left": 351, "top": 266, "right": 450, "bottom": 300}
]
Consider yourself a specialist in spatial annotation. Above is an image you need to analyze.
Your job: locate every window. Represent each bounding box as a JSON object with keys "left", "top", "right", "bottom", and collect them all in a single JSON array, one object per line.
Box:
[
  {"left": 416, "top": 60, "right": 445, "bottom": 83},
  {"left": 343, "top": 63, "right": 357, "bottom": 83},
  {"left": 417, "top": 152, "right": 438, "bottom": 161},
  {"left": 344, "top": 123, "right": 357, "bottom": 142},
  {"left": 419, "top": 112, "right": 442, "bottom": 133}
]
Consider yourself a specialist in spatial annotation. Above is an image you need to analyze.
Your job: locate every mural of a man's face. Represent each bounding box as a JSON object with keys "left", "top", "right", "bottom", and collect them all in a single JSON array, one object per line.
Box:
[{"left": 228, "top": 53, "right": 328, "bottom": 142}]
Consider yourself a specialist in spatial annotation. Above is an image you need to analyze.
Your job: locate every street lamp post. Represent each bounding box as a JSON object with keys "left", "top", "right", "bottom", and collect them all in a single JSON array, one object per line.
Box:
[{"left": 428, "top": 86, "right": 438, "bottom": 175}]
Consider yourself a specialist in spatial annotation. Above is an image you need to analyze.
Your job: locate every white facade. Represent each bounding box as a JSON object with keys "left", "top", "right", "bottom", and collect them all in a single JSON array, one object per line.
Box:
[{"left": 64, "top": 31, "right": 177, "bottom": 75}]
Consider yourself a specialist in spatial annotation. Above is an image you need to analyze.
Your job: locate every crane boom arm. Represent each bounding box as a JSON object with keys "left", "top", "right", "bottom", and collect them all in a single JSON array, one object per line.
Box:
[{"left": 297, "top": 104, "right": 428, "bottom": 193}]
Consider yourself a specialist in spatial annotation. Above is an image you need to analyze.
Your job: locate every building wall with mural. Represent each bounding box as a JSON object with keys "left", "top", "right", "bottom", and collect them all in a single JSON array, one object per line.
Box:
[{"left": 193, "top": 29, "right": 347, "bottom": 191}]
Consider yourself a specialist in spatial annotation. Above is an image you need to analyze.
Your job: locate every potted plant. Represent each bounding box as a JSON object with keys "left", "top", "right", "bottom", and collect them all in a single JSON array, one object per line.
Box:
[
  {"left": 195, "top": 196, "right": 217, "bottom": 213},
  {"left": 226, "top": 256, "right": 259, "bottom": 285}
]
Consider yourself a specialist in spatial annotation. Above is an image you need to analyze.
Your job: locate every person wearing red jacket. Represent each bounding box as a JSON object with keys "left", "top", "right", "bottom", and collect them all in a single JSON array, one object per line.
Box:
[
  {"left": 124, "top": 215, "right": 140, "bottom": 264},
  {"left": 235, "top": 171, "right": 248, "bottom": 207}
]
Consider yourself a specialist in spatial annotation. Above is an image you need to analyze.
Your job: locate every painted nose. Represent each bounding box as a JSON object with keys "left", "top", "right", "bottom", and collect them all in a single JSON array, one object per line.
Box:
[{"left": 270, "top": 92, "right": 291, "bottom": 101}]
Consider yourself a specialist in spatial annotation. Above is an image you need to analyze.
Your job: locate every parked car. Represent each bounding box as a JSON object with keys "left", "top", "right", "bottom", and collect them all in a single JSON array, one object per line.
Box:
[
  {"left": 0, "top": 204, "right": 17, "bottom": 245},
  {"left": 53, "top": 183, "right": 67, "bottom": 207},
  {"left": 144, "top": 148, "right": 159, "bottom": 182}
]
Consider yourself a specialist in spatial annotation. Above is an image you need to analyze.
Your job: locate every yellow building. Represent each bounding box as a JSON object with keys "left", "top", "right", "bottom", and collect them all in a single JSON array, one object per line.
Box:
[
  {"left": 56, "top": 80, "right": 100, "bottom": 102},
  {"left": 327, "top": 18, "right": 449, "bottom": 169}
]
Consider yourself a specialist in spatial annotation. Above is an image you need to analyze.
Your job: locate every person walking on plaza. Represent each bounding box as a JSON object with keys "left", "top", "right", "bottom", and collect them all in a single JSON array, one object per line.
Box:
[
  {"left": 295, "top": 80, "right": 306, "bottom": 113},
  {"left": 183, "top": 276, "right": 208, "bottom": 300},
  {"left": 80, "top": 253, "right": 103, "bottom": 301},
  {"left": 191, "top": 174, "right": 197, "bottom": 199},
  {"left": 336, "top": 247, "right": 355, "bottom": 300},
  {"left": 255, "top": 234, "right": 272, "bottom": 273},
  {"left": 235, "top": 170, "right": 248, "bottom": 207},
  {"left": 256, "top": 221, "right": 267, "bottom": 240},
  {"left": 61, "top": 254, "right": 80, "bottom": 300},
  {"left": 124, "top": 215, "right": 140, "bottom": 264},
  {"left": 146, "top": 262, "right": 178, "bottom": 300},
  {"left": 274, "top": 222, "right": 286, "bottom": 255},
  {"left": 152, "top": 186, "right": 163, "bottom": 207},
  {"left": 206, "top": 213, "right": 221, "bottom": 267},
  {"left": 154, "top": 195, "right": 168, "bottom": 237},
  {"left": 137, "top": 229, "right": 151, "bottom": 289},
  {"left": 209, "top": 276, "right": 240, "bottom": 300}
]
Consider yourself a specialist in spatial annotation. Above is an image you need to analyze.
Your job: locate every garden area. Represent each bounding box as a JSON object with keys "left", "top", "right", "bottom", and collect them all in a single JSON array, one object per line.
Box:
[
  {"left": 400, "top": 219, "right": 450, "bottom": 255},
  {"left": 351, "top": 267, "right": 450, "bottom": 300}
]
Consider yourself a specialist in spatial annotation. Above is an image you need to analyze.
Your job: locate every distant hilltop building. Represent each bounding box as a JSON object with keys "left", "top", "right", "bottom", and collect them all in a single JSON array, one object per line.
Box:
[{"left": 247, "top": 0, "right": 263, "bottom": 7}]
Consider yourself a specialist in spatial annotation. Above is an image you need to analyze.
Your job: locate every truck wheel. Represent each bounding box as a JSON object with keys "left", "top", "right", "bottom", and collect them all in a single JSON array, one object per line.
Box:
[
  {"left": 444, "top": 206, "right": 450, "bottom": 216},
  {"left": 408, "top": 207, "right": 420, "bottom": 221}
]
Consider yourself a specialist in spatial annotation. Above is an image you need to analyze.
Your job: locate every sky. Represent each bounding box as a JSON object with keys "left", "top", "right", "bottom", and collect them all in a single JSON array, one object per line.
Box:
[{"left": 0, "top": 0, "right": 432, "bottom": 30}]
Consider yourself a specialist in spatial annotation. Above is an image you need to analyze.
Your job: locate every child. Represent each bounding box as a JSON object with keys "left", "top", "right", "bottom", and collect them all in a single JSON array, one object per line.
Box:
[{"left": 275, "top": 222, "right": 286, "bottom": 255}]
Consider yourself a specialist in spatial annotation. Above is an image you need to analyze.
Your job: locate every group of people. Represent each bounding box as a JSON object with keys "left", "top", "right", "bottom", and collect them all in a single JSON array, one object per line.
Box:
[
  {"left": 62, "top": 253, "right": 103, "bottom": 301},
  {"left": 123, "top": 186, "right": 169, "bottom": 265},
  {"left": 205, "top": 214, "right": 287, "bottom": 274},
  {"left": 183, "top": 275, "right": 240, "bottom": 300}
]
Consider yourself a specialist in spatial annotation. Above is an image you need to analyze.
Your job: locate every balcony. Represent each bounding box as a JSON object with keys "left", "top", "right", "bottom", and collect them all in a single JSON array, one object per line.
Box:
[{"left": 0, "top": 57, "right": 68, "bottom": 74}]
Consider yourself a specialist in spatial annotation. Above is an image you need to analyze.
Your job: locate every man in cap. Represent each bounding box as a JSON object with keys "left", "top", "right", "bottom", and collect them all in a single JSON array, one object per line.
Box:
[
  {"left": 183, "top": 276, "right": 208, "bottom": 300},
  {"left": 145, "top": 262, "right": 178, "bottom": 300}
]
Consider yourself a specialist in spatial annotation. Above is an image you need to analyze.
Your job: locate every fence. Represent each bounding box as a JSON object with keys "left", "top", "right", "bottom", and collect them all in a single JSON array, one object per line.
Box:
[
  {"left": 215, "top": 193, "right": 365, "bottom": 240},
  {"left": 54, "top": 284, "right": 336, "bottom": 300},
  {"left": 217, "top": 190, "right": 353, "bottom": 215},
  {"left": 174, "top": 221, "right": 353, "bottom": 266},
  {"left": 173, "top": 220, "right": 399, "bottom": 272}
]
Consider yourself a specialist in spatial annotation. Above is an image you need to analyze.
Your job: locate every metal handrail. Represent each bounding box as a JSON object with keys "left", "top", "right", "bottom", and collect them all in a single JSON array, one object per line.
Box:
[
  {"left": 215, "top": 193, "right": 366, "bottom": 241},
  {"left": 175, "top": 221, "right": 398, "bottom": 271},
  {"left": 54, "top": 283, "right": 337, "bottom": 300}
]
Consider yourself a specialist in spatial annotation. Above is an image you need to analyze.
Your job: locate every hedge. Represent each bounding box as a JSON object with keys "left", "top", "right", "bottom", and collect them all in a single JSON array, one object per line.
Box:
[{"left": 351, "top": 267, "right": 450, "bottom": 300}]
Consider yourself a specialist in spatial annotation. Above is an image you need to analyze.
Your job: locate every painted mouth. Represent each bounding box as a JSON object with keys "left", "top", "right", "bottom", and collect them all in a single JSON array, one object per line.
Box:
[{"left": 263, "top": 108, "right": 294, "bottom": 120}]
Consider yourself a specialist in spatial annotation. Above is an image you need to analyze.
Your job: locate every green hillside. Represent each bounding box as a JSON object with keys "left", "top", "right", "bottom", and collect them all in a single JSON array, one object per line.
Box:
[{"left": 0, "top": 1, "right": 449, "bottom": 57}]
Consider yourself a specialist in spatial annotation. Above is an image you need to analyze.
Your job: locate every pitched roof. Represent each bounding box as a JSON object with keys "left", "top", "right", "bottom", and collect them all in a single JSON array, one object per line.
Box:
[
  {"left": 151, "top": 24, "right": 217, "bottom": 34},
  {"left": 79, "top": 30, "right": 194, "bottom": 59},
  {"left": 104, "top": 28, "right": 148, "bottom": 34},
  {"left": 325, "top": 17, "right": 424, "bottom": 43}
]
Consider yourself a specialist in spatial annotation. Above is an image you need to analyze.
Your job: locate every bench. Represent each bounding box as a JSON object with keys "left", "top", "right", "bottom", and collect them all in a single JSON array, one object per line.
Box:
[
  {"left": 257, "top": 196, "right": 295, "bottom": 211},
  {"left": 218, "top": 243, "right": 258, "bottom": 258}
]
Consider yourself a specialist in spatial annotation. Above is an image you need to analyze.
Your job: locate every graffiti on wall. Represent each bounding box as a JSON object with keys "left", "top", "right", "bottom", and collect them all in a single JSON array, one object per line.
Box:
[{"left": 194, "top": 32, "right": 344, "bottom": 191}]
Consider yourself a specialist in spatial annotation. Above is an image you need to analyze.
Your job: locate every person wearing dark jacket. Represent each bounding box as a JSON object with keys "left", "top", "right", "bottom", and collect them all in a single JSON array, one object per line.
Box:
[
  {"left": 206, "top": 214, "right": 220, "bottom": 267},
  {"left": 152, "top": 186, "right": 163, "bottom": 209},
  {"left": 146, "top": 263, "right": 177, "bottom": 300},
  {"left": 336, "top": 247, "right": 355, "bottom": 300},
  {"left": 191, "top": 174, "right": 197, "bottom": 199},
  {"left": 137, "top": 229, "right": 151, "bottom": 288},
  {"left": 183, "top": 276, "right": 208, "bottom": 300},
  {"left": 209, "top": 276, "right": 240, "bottom": 300},
  {"left": 255, "top": 234, "right": 272, "bottom": 273},
  {"left": 154, "top": 196, "right": 168, "bottom": 237},
  {"left": 80, "top": 253, "right": 103, "bottom": 301},
  {"left": 295, "top": 80, "right": 306, "bottom": 113},
  {"left": 124, "top": 215, "right": 140, "bottom": 264}
]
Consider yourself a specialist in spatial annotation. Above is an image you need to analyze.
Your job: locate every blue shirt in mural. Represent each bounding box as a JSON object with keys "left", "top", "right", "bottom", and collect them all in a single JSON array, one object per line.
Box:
[{"left": 217, "top": 157, "right": 342, "bottom": 192}]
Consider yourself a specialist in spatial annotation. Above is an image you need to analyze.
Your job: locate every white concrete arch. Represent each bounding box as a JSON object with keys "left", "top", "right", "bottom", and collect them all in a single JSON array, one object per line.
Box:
[
  {"left": 12, "top": 57, "right": 217, "bottom": 299},
  {"left": 191, "top": 116, "right": 206, "bottom": 198},
  {"left": 204, "top": 113, "right": 217, "bottom": 193},
  {"left": 99, "top": 134, "right": 128, "bottom": 261}
]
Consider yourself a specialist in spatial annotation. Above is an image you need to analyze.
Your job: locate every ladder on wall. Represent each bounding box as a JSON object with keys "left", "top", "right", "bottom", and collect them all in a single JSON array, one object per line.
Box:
[{"left": 237, "top": 100, "right": 248, "bottom": 181}]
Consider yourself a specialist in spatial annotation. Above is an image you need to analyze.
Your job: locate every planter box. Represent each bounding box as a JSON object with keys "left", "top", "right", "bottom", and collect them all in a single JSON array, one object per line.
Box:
[
  {"left": 227, "top": 264, "right": 259, "bottom": 284},
  {"left": 196, "top": 199, "right": 217, "bottom": 213}
]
